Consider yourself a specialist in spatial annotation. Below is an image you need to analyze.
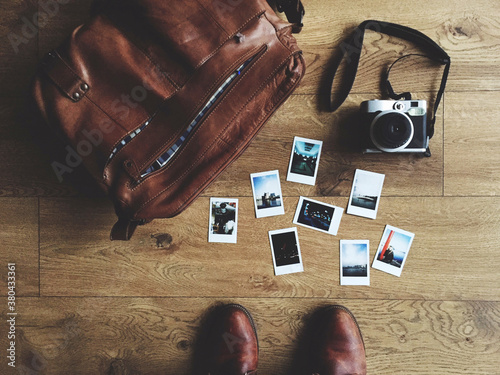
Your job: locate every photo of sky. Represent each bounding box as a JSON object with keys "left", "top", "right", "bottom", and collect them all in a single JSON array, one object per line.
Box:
[
  {"left": 342, "top": 242, "right": 368, "bottom": 267},
  {"left": 253, "top": 174, "right": 281, "bottom": 198}
]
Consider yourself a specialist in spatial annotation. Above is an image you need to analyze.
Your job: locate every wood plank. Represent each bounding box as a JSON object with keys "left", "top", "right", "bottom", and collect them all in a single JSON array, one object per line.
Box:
[
  {"left": 0, "top": 0, "right": 39, "bottom": 96},
  {"left": 40, "top": 197, "right": 500, "bottom": 301},
  {"left": 205, "top": 93, "right": 444, "bottom": 198},
  {"left": 445, "top": 91, "right": 500, "bottom": 196},
  {"left": 1, "top": 297, "right": 498, "bottom": 374},
  {"left": 0, "top": 198, "right": 39, "bottom": 296},
  {"left": 294, "top": 0, "right": 500, "bottom": 94}
]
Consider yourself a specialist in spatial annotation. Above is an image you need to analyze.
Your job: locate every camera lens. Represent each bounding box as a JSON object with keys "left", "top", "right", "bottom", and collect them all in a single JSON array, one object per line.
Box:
[{"left": 370, "top": 112, "right": 414, "bottom": 152}]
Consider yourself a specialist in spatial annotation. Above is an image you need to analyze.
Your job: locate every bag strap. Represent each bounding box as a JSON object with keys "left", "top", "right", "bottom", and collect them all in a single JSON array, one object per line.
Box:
[
  {"left": 110, "top": 217, "right": 140, "bottom": 241},
  {"left": 275, "top": 0, "right": 305, "bottom": 33},
  {"left": 110, "top": 217, "right": 152, "bottom": 241},
  {"left": 328, "top": 20, "right": 451, "bottom": 140}
]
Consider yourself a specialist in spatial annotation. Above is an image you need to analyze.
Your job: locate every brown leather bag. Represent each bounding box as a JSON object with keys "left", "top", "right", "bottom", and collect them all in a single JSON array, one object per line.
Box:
[{"left": 31, "top": 0, "right": 305, "bottom": 240}]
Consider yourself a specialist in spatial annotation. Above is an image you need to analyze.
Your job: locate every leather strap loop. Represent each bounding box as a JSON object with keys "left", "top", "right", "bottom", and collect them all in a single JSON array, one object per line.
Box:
[
  {"left": 110, "top": 217, "right": 140, "bottom": 241},
  {"left": 41, "top": 50, "right": 90, "bottom": 102}
]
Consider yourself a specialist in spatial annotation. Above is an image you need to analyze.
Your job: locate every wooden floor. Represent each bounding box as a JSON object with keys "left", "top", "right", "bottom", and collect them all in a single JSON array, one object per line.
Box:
[{"left": 1, "top": 0, "right": 500, "bottom": 374}]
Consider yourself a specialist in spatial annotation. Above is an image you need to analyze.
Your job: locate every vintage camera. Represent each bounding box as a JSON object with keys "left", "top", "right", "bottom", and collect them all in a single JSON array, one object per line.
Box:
[{"left": 361, "top": 100, "right": 429, "bottom": 154}]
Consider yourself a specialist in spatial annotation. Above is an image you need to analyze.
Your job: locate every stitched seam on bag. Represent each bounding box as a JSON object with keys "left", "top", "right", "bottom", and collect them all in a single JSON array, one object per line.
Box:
[
  {"left": 263, "top": 13, "right": 296, "bottom": 54},
  {"left": 136, "top": 45, "right": 264, "bottom": 173},
  {"left": 194, "top": 10, "right": 265, "bottom": 69},
  {"left": 79, "top": 93, "right": 152, "bottom": 181},
  {"left": 189, "top": 45, "right": 264, "bottom": 129},
  {"left": 133, "top": 45, "right": 267, "bottom": 183},
  {"left": 82, "top": 94, "right": 141, "bottom": 137},
  {"left": 134, "top": 51, "right": 299, "bottom": 215},
  {"left": 195, "top": 0, "right": 230, "bottom": 38},
  {"left": 100, "top": 13, "right": 181, "bottom": 91},
  {"left": 263, "top": 12, "right": 294, "bottom": 34},
  {"left": 179, "top": 47, "right": 268, "bottom": 150},
  {"left": 60, "top": 94, "right": 129, "bottom": 184}
]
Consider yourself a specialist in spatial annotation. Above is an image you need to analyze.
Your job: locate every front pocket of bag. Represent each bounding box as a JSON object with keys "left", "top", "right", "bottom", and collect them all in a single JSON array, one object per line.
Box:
[{"left": 132, "top": 45, "right": 266, "bottom": 181}]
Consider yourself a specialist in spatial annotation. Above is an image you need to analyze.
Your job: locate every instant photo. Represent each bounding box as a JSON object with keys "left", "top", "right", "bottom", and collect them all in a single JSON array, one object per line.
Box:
[
  {"left": 372, "top": 225, "right": 415, "bottom": 277},
  {"left": 293, "top": 197, "right": 343, "bottom": 236},
  {"left": 250, "top": 170, "right": 285, "bottom": 218},
  {"left": 268, "top": 227, "right": 304, "bottom": 276},
  {"left": 340, "top": 240, "right": 370, "bottom": 286},
  {"left": 208, "top": 198, "right": 238, "bottom": 243},
  {"left": 347, "top": 169, "right": 385, "bottom": 219},
  {"left": 287, "top": 136, "right": 323, "bottom": 185}
]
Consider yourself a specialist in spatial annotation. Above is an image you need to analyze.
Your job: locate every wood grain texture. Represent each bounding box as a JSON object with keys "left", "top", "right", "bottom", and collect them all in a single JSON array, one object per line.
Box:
[
  {"left": 0, "top": 198, "right": 39, "bottom": 296},
  {"left": 445, "top": 91, "right": 500, "bottom": 196},
  {"left": 294, "top": 0, "right": 500, "bottom": 94},
  {"left": 0, "top": 297, "right": 498, "bottom": 375},
  {"left": 39, "top": 196, "right": 500, "bottom": 301}
]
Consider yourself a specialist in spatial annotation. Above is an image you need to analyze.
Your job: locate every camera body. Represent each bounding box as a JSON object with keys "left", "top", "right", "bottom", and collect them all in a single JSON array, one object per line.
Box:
[{"left": 361, "top": 99, "right": 429, "bottom": 154}]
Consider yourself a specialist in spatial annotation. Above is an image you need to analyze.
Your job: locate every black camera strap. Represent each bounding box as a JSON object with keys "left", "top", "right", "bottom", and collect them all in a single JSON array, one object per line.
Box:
[{"left": 328, "top": 20, "right": 451, "bottom": 142}]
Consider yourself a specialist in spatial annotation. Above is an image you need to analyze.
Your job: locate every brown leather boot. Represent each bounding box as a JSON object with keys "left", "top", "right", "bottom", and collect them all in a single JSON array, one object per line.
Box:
[
  {"left": 207, "top": 304, "right": 259, "bottom": 375},
  {"left": 310, "top": 305, "right": 366, "bottom": 375}
]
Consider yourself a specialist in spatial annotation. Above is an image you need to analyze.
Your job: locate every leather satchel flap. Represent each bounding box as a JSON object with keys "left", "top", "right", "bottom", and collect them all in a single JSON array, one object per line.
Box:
[{"left": 103, "top": 0, "right": 268, "bottom": 69}]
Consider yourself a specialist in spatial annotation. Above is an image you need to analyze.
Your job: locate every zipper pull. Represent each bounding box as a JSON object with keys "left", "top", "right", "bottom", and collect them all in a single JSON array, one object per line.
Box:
[{"left": 235, "top": 32, "right": 245, "bottom": 43}]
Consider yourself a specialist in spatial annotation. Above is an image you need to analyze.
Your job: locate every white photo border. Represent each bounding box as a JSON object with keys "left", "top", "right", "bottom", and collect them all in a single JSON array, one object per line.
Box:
[
  {"left": 268, "top": 227, "right": 304, "bottom": 276},
  {"left": 372, "top": 225, "right": 415, "bottom": 277},
  {"left": 286, "top": 136, "right": 323, "bottom": 186},
  {"left": 347, "top": 169, "right": 385, "bottom": 220},
  {"left": 250, "top": 170, "right": 285, "bottom": 218},
  {"left": 293, "top": 196, "right": 343, "bottom": 236},
  {"left": 208, "top": 198, "right": 238, "bottom": 243},
  {"left": 340, "top": 240, "right": 370, "bottom": 286}
]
